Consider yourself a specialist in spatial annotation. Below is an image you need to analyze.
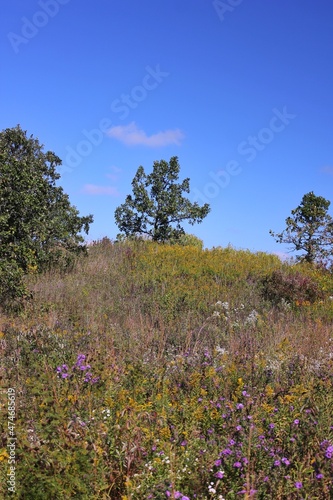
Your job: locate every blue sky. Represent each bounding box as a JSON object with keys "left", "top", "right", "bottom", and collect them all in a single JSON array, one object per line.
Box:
[{"left": 1, "top": 0, "right": 333, "bottom": 256}]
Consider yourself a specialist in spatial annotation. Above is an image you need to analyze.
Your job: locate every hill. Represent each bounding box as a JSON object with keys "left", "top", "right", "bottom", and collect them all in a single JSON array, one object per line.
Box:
[{"left": 1, "top": 239, "right": 333, "bottom": 498}]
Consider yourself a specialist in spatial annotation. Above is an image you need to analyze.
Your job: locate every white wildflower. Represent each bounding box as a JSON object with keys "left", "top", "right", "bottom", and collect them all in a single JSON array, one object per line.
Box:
[{"left": 245, "top": 309, "right": 258, "bottom": 326}]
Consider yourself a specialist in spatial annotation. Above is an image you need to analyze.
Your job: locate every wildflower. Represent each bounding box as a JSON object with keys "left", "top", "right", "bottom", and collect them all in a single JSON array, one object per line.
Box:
[
  {"left": 84, "top": 372, "right": 92, "bottom": 382},
  {"left": 221, "top": 448, "right": 232, "bottom": 456},
  {"left": 274, "top": 460, "right": 281, "bottom": 467},
  {"left": 316, "top": 473, "right": 323, "bottom": 479},
  {"left": 181, "top": 440, "right": 187, "bottom": 446},
  {"left": 215, "top": 470, "right": 224, "bottom": 479},
  {"left": 236, "top": 403, "right": 244, "bottom": 410},
  {"left": 208, "top": 483, "right": 216, "bottom": 494},
  {"left": 281, "top": 457, "right": 290, "bottom": 466},
  {"left": 325, "top": 445, "right": 333, "bottom": 458},
  {"left": 214, "top": 459, "right": 222, "bottom": 466},
  {"left": 295, "top": 481, "right": 302, "bottom": 489},
  {"left": 245, "top": 309, "right": 258, "bottom": 325},
  {"left": 293, "top": 419, "right": 300, "bottom": 425},
  {"left": 269, "top": 423, "right": 275, "bottom": 429},
  {"left": 75, "top": 354, "right": 86, "bottom": 366},
  {"left": 233, "top": 461, "right": 242, "bottom": 468}
]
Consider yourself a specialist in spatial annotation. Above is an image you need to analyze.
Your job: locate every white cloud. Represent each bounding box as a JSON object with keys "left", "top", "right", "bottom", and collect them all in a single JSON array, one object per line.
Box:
[
  {"left": 106, "top": 165, "right": 122, "bottom": 181},
  {"left": 82, "top": 184, "right": 119, "bottom": 196},
  {"left": 106, "top": 122, "right": 185, "bottom": 147}
]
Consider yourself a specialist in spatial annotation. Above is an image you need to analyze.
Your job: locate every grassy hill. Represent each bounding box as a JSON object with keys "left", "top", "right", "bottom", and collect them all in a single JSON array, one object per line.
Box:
[{"left": 1, "top": 239, "right": 333, "bottom": 499}]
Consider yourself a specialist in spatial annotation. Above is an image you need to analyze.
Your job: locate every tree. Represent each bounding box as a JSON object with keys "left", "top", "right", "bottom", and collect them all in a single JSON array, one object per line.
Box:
[
  {"left": 270, "top": 191, "right": 333, "bottom": 265},
  {"left": 0, "top": 125, "right": 93, "bottom": 305},
  {"left": 114, "top": 156, "right": 210, "bottom": 242}
]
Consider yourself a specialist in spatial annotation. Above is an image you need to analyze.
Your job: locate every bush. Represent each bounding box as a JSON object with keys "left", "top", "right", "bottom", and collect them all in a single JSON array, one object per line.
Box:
[
  {"left": 260, "top": 268, "right": 325, "bottom": 306},
  {"left": 0, "top": 260, "right": 30, "bottom": 311},
  {"left": 168, "top": 233, "right": 204, "bottom": 249}
]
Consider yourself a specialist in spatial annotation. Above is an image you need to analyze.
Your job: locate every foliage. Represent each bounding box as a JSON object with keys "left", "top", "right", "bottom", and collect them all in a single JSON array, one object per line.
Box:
[
  {"left": 261, "top": 268, "right": 325, "bottom": 307},
  {"left": 168, "top": 233, "right": 204, "bottom": 249},
  {"left": 270, "top": 191, "right": 333, "bottom": 265},
  {"left": 114, "top": 156, "right": 210, "bottom": 242},
  {"left": 0, "top": 125, "right": 93, "bottom": 306},
  {"left": 1, "top": 241, "right": 333, "bottom": 498}
]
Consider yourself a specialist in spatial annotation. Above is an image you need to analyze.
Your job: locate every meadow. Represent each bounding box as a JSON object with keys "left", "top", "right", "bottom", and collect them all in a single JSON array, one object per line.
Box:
[{"left": 1, "top": 238, "right": 333, "bottom": 499}]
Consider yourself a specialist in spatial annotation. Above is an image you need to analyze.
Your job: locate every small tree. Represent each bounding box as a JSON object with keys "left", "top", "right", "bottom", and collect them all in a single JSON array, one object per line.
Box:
[
  {"left": 270, "top": 191, "right": 333, "bottom": 265},
  {"left": 114, "top": 156, "right": 210, "bottom": 242},
  {"left": 0, "top": 125, "right": 93, "bottom": 305}
]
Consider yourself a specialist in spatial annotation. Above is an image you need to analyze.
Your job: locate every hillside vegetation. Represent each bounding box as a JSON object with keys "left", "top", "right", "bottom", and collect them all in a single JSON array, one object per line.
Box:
[{"left": 1, "top": 239, "right": 333, "bottom": 499}]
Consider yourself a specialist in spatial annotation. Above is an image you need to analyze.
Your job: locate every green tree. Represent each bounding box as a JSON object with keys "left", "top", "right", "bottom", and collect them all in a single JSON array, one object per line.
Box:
[
  {"left": 270, "top": 191, "right": 333, "bottom": 265},
  {"left": 0, "top": 125, "right": 93, "bottom": 305},
  {"left": 114, "top": 156, "right": 210, "bottom": 242}
]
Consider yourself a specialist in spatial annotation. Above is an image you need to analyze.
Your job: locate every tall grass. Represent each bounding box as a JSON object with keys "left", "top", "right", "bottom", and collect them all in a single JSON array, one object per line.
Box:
[{"left": 1, "top": 239, "right": 333, "bottom": 499}]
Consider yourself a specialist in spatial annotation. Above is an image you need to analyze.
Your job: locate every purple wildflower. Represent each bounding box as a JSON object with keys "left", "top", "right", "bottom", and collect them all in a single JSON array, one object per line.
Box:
[
  {"left": 295, "top": 481, "right": 302, "bottom": 489},
  {"left": 84, "top": 372, "right": 92, "bottom": 382},
  {"left": 221, "top": 448, "right": 232, "bottom": 456},
  {"left": 281, "top": 457, "right": 290, "bottom": 466},
  {"left": 215, "top": 471, "right": 224, "bottom": 478},
  {"left": 233, "top": 461, "right": 242, "bottom": 468}
]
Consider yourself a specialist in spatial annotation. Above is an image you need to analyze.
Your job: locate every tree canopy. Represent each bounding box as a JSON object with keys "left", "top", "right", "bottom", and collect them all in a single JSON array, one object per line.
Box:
[
  {"left": 114, "top": 156, "right": 210, "bottom": 242},
  {"left": 270, "top": 191, "right": 333, "bottom": 265},
  {"left": 0, "top": 125, "right": 93, "bottom": 305}
]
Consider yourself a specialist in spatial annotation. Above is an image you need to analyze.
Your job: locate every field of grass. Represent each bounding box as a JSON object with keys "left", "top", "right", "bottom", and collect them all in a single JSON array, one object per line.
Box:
[{"left": 1, "top": 238, "right": 333, "bottom": 499}]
